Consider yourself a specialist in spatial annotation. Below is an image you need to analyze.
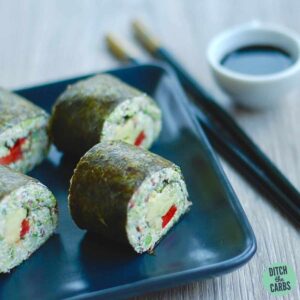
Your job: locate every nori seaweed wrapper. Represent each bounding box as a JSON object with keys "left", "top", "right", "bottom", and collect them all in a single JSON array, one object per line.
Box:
[
  {"left": 69, "top": 140, "right": 178, "bottom": 247},
  {"left": 0, "top": 88, "right": 49, "bottom": 136},
  {"left": 0, "top": 165, "right": 39, "bottom": 201},
  {"left": 50, "top": 74, "right": 157, "bottom": 157}
]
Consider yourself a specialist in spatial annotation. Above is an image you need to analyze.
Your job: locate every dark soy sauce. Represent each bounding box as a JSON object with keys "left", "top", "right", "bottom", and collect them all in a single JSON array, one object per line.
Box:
[{"left": 221, "top": 45, "right": 294, "bottom": 75}]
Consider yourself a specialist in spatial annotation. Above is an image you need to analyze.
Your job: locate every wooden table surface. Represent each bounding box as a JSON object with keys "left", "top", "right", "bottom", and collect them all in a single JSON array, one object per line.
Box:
[{"left": 0, "top": 1, "right": 299, "bottom": 299}]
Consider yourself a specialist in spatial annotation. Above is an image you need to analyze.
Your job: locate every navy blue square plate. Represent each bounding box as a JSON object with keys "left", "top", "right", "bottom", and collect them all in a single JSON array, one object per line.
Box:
[{"left": 0, "top": 64, "right": 256, "bottom": 300}]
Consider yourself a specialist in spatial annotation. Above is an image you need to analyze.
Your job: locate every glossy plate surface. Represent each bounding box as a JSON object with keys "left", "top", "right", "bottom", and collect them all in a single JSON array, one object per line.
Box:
[{"left": 0, "top": 64, "right": 256, "bottom": 300}]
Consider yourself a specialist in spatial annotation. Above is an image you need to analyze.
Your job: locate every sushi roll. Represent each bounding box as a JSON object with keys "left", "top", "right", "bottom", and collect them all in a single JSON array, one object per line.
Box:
[
  {"left": 50, "top": 74, "right": 161, "bottom": 157},
  {"left": 0, "top": 166, "right": 58, "bottom": 273},
  {"left": 0, "top": 88, "right": 49, "bottom": 173},
  {"left": 69, "top": 141, "right": 191, "bottom": 253}
]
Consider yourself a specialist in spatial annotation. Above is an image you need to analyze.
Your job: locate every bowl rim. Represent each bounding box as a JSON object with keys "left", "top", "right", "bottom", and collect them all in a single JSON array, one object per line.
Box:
[{"left": 207, "top": 21, "right": 300, "bottom": 83}]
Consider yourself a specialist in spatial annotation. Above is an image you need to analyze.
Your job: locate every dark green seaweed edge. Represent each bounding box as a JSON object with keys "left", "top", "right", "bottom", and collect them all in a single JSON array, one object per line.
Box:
[
  {"left": 0, "top": 87, "right": 49, "bottom": 136},
  {"left": 69, "top": 141, "right": 179, "bottom": 251},
  {"left": 50, "top": 74, "right": 158, "bottom": 157}
]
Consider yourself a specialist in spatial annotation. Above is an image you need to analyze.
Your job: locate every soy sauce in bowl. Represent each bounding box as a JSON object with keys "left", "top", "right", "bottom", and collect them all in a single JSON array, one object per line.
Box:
[
  {"left": 221, "top": 45, "right": 294, "bottom": 75},
  {"left": 207, "top": 23, "right": 300, "bottom": 109}
]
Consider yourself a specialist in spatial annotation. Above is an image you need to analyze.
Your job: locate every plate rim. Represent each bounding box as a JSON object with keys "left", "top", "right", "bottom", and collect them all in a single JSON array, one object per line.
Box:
[{"left": 14, "top": 63, "right": 257, "bottom": 300}]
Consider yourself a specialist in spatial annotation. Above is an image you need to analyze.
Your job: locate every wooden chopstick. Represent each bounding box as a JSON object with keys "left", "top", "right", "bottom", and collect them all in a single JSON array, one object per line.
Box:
[
  {"left": 131, "top": 20, "right": 300, "bottom": 223},
  {"left": 105, "top": 32, "right": 300, "bottom": 225}
]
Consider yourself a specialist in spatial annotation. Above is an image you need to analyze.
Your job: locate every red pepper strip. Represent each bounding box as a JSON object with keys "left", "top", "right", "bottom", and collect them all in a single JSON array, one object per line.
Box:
[
  {"left": 162, "top": 205, "right": 177, "bottom": 228},
  {"left": 20, "top": 219, "right": 30, "bottom": 239},
  {"left": 0, "top": 137, "right": 27, "bottom": 165},
  {"left": 134, "top": 131, "right": 146, "bottom": 146}
]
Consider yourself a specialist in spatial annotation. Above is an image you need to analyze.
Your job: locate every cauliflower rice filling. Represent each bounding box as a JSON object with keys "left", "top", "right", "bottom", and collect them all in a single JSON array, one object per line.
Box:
[
  {"left": 0, "top": 117, "right": 49, "bottom": 173},
  {"left": 126, "top": 168, "right": 191, "bottom": 253},
  {"left": 101, "top": 96, "right": 161, "bottom": 149},
  {"left": 0, "top": 183, "right": 57, "bottom": 273}
]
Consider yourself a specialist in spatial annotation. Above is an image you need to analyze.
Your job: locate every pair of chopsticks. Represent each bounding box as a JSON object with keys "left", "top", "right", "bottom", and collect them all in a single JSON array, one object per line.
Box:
[{"left": 105, "top": 20, "right": 300, "bottom": 225}]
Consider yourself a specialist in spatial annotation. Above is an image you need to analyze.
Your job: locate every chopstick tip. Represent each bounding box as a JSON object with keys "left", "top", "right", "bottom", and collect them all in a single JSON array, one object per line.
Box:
[
  {"left": 131, "top": 18, "right": 160, "bottom": 54},
  {"left": 105, "top": 33, "right": 132, "bottom": 62},
  {"left": 131, "top": 18, "right": 143, "bottom": 30}
]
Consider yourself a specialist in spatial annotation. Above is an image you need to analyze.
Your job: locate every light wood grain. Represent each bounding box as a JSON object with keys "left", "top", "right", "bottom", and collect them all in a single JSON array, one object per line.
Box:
[{"left": 0, "top": 1, "right": 299, "bottom": 299}]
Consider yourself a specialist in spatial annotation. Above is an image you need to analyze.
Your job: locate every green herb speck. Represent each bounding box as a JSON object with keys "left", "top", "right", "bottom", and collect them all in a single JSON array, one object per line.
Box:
[{"left": 145, "top": 234, "right": 152, "bottom": 246}]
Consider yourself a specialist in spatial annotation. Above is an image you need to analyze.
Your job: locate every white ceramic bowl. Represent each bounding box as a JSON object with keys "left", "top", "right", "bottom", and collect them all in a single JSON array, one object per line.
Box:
[{"left": 207, "top": 22, "right": 300, "bottom": 109}]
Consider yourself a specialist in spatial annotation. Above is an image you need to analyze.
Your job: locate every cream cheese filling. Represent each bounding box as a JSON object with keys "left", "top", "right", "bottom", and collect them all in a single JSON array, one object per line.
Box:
[
  {"left": 0, "top": 116, "right": 49, "bottom": 173},
  {"left": 146, "top": 183, "right": 180, "bottom": 231},
  {"left": 4, "top": 208, "right": 27, "bottom": 244},
  {"left": 101, "top": 95, "right": 161, "bottom": 149},
  {"left": 0, "top": 182, "right": 57, "bottom": 273},
  {"left": 126, "top": 168, "right": 191, "bottom": 253}
]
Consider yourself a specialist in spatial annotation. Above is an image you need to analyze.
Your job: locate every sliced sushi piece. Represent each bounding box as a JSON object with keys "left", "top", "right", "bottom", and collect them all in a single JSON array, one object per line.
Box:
[
  {"left": 50, "top": 74, "right": 162, "bottom": 157},
  {"left": 0, "top": 165, "right": 58, "bottom": 273},
  {"left": 0, "top": 88, "right": 49, "bottom": 173},
  {"left": 69, "top": 141, "right": 191, "bottom": 253}
]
